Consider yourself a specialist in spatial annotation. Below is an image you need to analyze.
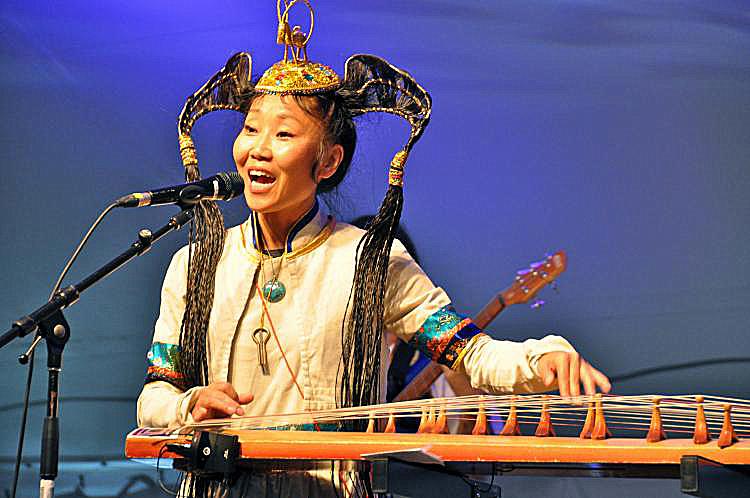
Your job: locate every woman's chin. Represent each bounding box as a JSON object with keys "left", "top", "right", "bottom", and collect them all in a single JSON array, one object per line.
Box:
[
  {"left": 244, "top": 192, "right": 316, "bottom": 220},
  {"left": 244, "top": 197, "right": 272, "bottom": 213},
  {"left": 244, "top": 189, "right": 276, "bottom": 211}
]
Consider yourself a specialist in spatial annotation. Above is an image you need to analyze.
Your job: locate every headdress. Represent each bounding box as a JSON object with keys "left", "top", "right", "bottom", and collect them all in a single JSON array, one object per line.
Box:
[{"left": 174, "top": 0, "right": 432, "bottom": 418}]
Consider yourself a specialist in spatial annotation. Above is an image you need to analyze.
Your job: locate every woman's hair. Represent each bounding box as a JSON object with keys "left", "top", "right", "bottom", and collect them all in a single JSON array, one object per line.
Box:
[{"left": 350, "top": 215, "right": 420, "bottom": 266}]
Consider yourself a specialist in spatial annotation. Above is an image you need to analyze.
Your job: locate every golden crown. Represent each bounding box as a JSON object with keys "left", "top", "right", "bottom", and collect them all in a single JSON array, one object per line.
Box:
[{"left": 255, "top": 0, "right": 342, "bottom": 95}]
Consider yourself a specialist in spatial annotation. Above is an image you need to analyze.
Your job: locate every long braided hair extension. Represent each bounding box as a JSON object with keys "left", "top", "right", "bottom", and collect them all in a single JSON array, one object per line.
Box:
[
  {"left": 336, "top": 55, "right": 431, "bottom": 421},
  {"left": 179, "top": 180, "right": 225, "bottom": 388},
  {"left": 174, "top": 53, "right": 251, "bottom": 388}
]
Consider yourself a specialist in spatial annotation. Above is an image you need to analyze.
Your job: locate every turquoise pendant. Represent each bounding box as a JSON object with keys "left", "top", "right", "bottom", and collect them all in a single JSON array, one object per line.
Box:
[{"left": 262, "top": 279, "right": 286, "bottom": 303}]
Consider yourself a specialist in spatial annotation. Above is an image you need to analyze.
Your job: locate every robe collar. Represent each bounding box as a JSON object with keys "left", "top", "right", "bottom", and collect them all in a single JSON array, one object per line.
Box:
[{"left": 242, "top": 198, "right": 333, "bottom": 259}]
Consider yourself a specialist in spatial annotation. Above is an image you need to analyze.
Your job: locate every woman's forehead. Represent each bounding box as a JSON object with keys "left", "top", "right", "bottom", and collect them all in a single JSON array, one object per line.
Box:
[{"left": 246, "top": 94, "right": 319, "bottom": 124}]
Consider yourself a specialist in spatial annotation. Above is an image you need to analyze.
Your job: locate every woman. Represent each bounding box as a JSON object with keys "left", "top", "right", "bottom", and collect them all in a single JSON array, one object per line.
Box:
[{"left": 137, "top": 1, "right": 609, "bottom": 495}]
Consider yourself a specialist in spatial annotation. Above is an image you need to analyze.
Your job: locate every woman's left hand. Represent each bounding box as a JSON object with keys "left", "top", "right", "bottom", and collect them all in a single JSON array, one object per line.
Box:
[{"left": 537, "top": 351, "right": 611, "bottom": 397}]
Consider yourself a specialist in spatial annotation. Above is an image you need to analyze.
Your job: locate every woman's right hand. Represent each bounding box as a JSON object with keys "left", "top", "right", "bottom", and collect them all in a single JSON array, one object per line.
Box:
[{"left": 190, "top": 382, "right": 254, "bottom": 422}]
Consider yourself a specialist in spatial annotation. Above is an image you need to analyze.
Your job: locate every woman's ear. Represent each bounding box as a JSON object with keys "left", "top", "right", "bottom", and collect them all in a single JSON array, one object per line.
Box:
[{"left": 316, "top": 143, "right": 344, "bottom": 182}]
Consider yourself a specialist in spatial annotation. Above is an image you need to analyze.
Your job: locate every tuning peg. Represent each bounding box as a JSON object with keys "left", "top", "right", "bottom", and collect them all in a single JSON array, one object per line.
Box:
[{"left": 530, "top": 299, "right": 545, "bottom": 309}]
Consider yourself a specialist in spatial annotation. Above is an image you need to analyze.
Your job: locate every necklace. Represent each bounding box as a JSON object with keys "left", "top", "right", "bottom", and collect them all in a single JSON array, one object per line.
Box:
[
  {"left": 250, "top": 203, "right": 327, "bottom": 303},
  {"left": 261, "top": 256, "right": 287, "bottom": 303},
  {"left": 254, "top": 214, "right": 288, "bottom": 303}
]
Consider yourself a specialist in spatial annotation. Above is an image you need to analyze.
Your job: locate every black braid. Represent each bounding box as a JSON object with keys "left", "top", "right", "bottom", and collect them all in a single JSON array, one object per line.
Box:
[
  {"left": 336, "top": 55, "right": 430, "bottom": 418},
  {"left": 339, "top": 186, "right": 403, "bottom": 425},
  {"left": 171, "top": 53, "right": 251, "bottom": 390},
  {"left": 177, "top": 163, "right": 226, "bottom": 388}
]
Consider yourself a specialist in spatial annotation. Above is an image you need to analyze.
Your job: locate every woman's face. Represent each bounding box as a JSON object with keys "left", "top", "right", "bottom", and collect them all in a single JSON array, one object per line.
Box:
[{"left": 233, "top": 95, "right": 341, "bottom": 220}]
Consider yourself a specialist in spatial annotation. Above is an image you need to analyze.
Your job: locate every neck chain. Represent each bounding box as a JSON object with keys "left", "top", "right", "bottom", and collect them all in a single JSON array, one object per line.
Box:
[{"left": 254, "top": 213, "right": 288, "bottom": 304}]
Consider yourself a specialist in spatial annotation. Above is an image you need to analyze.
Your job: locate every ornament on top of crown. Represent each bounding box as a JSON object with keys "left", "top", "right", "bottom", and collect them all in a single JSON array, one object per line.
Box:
[{"left": 255, "top": 0, "right": 342, "bottom": 96}]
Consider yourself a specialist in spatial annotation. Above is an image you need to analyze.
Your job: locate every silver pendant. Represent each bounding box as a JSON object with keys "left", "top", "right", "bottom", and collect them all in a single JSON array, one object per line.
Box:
[{"left": 252, "top": 327, "right": 271, "bottom": 375}]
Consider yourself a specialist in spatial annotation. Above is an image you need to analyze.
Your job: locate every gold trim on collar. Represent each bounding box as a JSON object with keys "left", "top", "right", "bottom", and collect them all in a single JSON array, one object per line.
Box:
[{"left": 240, "top": 216, "right": 336, "bottom": 263}]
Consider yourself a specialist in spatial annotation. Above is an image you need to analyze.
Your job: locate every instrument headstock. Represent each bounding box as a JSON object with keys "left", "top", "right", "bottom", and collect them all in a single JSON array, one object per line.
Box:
[{"left": 501, "top": 251, "right": 567, "bottom": 307}]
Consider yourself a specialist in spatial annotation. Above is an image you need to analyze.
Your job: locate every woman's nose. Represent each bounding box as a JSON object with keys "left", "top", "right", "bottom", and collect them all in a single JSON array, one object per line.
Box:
[{"left": 250, "top": 133, "right": 272, "bottom": 161}]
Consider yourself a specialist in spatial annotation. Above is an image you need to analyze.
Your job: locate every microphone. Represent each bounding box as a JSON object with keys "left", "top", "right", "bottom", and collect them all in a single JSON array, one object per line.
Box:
[{"left": 115, "top": 172, "right": 244, "bottom": 208}]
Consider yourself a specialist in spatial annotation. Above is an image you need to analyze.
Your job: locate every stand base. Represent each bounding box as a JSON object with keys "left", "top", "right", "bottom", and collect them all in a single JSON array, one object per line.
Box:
[
  {"left": 680, "top": 455, "right": 750, "bottom": 497},
  {"left": 370, "top": 458, "right": 501, "bottom": 498}
]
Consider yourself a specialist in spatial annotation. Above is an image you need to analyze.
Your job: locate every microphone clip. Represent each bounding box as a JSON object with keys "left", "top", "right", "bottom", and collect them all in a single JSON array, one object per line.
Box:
[{"left": 175, "top": 185, "right": 211, "bottom": 207}]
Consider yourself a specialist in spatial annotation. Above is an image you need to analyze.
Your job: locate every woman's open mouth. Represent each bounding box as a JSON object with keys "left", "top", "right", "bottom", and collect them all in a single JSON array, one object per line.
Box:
[{"left": 248, "top": 170, "right": 277, "bottom": 192}]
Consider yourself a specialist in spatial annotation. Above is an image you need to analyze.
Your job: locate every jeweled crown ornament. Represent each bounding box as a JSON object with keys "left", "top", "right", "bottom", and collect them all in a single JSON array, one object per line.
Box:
[{"left": 255, "top": 0, "right": 341, "bottom": 95}]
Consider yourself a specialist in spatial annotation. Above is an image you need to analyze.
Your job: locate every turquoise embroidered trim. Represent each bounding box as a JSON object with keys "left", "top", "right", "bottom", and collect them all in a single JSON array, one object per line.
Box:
[
  {"left": 409, "top": 305, "right": 484, "bottom": 368},
  {"left": 144, "top": 342, "right": 186, "bottom": 389}
]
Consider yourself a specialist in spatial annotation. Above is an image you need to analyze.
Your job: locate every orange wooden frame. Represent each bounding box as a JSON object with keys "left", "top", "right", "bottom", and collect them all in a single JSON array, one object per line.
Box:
[{"left": 126, "top": 429, "right": 750, "bottom": 466}]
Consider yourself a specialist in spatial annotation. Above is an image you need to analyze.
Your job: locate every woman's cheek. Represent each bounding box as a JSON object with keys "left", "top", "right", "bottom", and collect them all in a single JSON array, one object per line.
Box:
[{"left": 232, "top": 135, "right": 247, "bottom": 166}]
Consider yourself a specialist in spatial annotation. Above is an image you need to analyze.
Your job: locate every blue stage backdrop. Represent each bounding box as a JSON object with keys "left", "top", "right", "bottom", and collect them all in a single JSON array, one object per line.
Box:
[{"left": 1, "top": 1, "right": 748, "bottom": 497}]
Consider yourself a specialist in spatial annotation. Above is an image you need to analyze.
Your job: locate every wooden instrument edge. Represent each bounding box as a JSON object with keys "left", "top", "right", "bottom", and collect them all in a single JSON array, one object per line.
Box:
[{"left": 125, "top": 430, "right": 750, "bottom": 465}]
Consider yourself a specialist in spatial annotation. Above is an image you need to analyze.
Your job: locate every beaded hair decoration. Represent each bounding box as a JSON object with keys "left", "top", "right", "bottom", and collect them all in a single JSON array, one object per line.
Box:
[{"left": 173, "top": 0, "right": 432, "bottom": 415}]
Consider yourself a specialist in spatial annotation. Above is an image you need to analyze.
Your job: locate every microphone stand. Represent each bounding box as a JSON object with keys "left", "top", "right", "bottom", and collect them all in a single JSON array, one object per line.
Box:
[{"left": 0, "top": 207, "right": 195, "bottom": 498}]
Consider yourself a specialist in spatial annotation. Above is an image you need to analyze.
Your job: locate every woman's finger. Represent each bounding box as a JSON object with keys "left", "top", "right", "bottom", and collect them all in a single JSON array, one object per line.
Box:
[
  {"left": 238, "top": 392, "right": 255, "bottom": 404},
  {"left": 192, "top": 405, "right": 209, "bottom": 422},
  {"left": 212, "top": 382, "right": 241, "bottom": 402},
  {"left": 580, "top": 360, "right": 597, "bottom": 395},
  {"left": 590, "top": 365, "right": 612, "bottom": 393},
  {"left": 568, "top": 353, "right": 581, "bottom": 398},
  {"left": 194, "top": 389, "right": 243, "bottom": 419},
  {"left": 555, "top": 355, "right": 571, "bottom": 397},
  {"left": 200, "top": 394, "right": 239, "bottom": 416}
]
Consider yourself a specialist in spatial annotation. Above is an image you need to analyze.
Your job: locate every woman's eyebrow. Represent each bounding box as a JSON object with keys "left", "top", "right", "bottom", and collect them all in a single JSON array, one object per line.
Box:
[
  {"left": 245, "top": 109, "right": 302, "bottom": 124},
  {"left": 275, "top": 112, "right": 302, "bottom": 124}
]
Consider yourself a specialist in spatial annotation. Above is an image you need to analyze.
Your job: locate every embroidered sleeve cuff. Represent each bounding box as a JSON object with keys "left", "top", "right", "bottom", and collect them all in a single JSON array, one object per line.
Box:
[
  {"left": 144, "top": 342, "right": 188, "bottom": 391},
  {"left": 408, "top": 305, "right": 486, "bottom": 368}
]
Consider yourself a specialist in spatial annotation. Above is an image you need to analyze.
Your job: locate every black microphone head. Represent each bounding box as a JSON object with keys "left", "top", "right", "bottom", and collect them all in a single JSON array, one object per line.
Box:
[
  {"left": 116, "top": 171, "right": 246, "bottom": 208},
  {"left": 216, "top": 171, "right": 245, "bottom": 201}
]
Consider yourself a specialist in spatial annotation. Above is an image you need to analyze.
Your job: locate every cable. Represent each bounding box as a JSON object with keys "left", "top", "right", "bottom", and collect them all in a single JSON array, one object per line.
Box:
[
  {"left": 10, "top": 350, "right": 34, "bottom": 498},
  {"left": 9, "top": 201, "right": 118, "bottom": 498},
  {"left": 461, "top": 462, "right": 497, "bottom": 497},
  {"left": 156, "top": 445, "right": 179, "bottom": 496},
  {"left": 610, "top": 357, "right": 750, "bottom": 383},
  {"left": 330, "top": 460, "right": 341, "bottom": 498},
  {"left": 50, "top": 202, "right": 119, "bottom": 297}
]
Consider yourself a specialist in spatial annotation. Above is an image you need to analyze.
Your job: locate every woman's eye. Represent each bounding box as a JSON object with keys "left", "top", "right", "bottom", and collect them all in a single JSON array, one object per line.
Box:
[
  {"left": 244, "top": 125, "right": 257, "bottom": 133},
  {"left": 277, "top": 131, "right": 294, "bottom": 138}
]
